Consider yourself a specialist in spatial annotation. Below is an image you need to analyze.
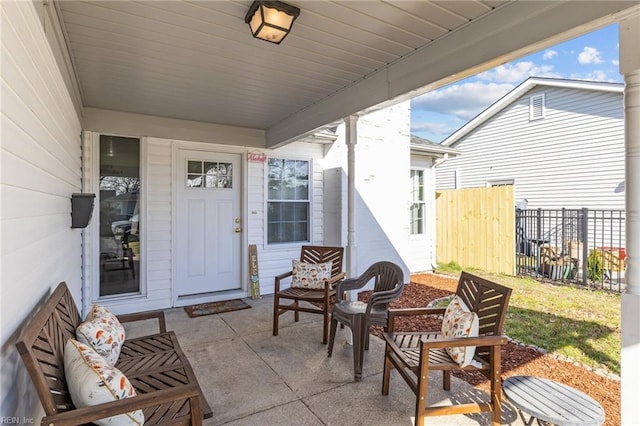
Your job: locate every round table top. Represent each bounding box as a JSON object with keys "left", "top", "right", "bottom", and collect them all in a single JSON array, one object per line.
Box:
[{"left": 503, "top": 376, "right": 605, "bottom": 426}]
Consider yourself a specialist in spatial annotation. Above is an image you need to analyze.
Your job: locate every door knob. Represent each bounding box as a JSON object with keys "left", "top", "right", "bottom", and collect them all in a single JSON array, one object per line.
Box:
[
  {"left": 235, "top": 227, "right": 242, "bottom": 233},
  {"left": 235, "top": 218, "right": 241, "bottom": 223}
]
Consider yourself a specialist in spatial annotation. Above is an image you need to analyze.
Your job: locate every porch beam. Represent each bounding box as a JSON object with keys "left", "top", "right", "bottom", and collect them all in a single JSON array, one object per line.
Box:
[
  {"left": 266, "top": 1, "right": 639, "bottom": 148},
  {"left": 620, "top": 13, "right": 640, "bottom": 424}
]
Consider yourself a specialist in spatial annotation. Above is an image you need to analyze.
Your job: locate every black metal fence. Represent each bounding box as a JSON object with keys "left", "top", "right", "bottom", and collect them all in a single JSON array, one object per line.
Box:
[{"left": 516, "top": 208, "right": 625, "bottom": 292}]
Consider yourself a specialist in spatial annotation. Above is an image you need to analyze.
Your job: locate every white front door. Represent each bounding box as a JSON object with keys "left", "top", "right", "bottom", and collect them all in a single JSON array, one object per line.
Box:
[{"left": 174, "top": 149, "right": 242, "bottom": 303}]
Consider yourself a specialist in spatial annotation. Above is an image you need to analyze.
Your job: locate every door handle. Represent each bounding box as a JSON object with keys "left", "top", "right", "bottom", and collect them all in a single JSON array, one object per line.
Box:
[{"left": 235, "top": 227, "right": 242, "bottom": 233}]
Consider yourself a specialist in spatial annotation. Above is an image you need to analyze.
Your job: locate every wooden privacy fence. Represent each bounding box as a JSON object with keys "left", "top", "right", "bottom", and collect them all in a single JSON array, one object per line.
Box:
[{"left": 436, "top": 186, "right": 515, "bottom": 275}]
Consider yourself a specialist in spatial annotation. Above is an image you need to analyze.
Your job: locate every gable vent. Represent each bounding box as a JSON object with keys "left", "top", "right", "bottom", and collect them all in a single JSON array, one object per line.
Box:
[{"left": 529, "top": 93, "right": 546, "bottom": 121}]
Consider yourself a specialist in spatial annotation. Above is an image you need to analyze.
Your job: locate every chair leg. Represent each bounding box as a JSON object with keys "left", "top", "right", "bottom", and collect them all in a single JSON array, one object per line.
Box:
[
  {"left": 272, "top": 294, "right": 279, "bottom": 336},
  {"left": 382, "top": 343, "right": 392, "bottom": 395},
  {"left": 328, "top": 318, "right": 338, "bottom": 357},
  {"left": 415, "top": 345, "right": 430, "bottom": 426},
  {"left": 351, "top": 316, "right": 364, "bottom": 381},
  {"left": 294, "top": 301, "right": 299, "bottom": 322},
  {"left": 443, "top": 371, "right": 451, "bottom": 391},
  {"left": 490, "top": 346, "right": 503, "bottom": 426},
  {"left": 364, "top": 325, "right": 370, "bottom": 351}
]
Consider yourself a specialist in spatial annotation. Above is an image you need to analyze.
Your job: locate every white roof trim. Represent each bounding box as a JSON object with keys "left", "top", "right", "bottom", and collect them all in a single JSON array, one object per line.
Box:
[{"left": 441, "top": 77, "right": 624, "bottom": 147}]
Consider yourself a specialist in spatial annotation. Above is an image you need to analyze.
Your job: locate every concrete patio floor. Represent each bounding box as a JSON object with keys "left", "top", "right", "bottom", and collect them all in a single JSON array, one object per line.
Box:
[{"left": 124, "top": 295, "right": 525, "bottom": 425}]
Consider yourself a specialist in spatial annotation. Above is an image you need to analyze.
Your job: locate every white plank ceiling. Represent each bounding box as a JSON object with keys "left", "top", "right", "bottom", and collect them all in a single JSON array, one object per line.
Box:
[{"left": 56, "top": 1, "right": 639, "bottom": 145}]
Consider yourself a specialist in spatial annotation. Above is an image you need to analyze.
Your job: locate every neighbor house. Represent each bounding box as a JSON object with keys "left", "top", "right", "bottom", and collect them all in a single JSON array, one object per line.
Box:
[
  {"left": 2, "top": 1, "right": 640, "bottom": 423},
  {"left": 435, "top": 77, "right": 624, "bottom": 210}
]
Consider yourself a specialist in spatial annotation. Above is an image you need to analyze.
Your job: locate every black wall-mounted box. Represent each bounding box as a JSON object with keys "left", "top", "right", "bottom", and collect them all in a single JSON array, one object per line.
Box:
[{"left": 71, "top": 193, "right": 96, "bottom": 228}]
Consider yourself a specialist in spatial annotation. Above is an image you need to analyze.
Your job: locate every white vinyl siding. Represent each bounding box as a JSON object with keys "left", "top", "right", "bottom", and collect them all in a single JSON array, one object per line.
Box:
[
  {"left": 1, "top": 2, "right": 82, "bottom": 421},
  {"left": 436, "top": 86, "right": 624, "bottom": 211}
]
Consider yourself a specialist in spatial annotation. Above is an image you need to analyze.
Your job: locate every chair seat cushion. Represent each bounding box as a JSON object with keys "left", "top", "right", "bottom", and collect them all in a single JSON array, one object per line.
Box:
[
  {"left": 441, "top": 295, "right": 479, "bottom": 367},
  {"left": 291, "top": 260, "right": 332, "bottom": 289},
  {"left": 64, "top": 339, "right": 144, "bottom": 426}
]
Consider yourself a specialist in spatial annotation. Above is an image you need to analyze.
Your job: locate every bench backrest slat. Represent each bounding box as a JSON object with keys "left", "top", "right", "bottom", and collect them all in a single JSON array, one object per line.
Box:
[
  {"left": 16, "top": 282, "right": 81, "bottom": 415},
  {"left": 455, "top": 272, "right": 512, "bottom": 362}
]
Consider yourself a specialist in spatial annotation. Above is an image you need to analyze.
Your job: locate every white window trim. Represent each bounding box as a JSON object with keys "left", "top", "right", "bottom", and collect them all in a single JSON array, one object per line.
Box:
[
  {"left": 410, "top": 169, "right": 426, "bottom": 235},
  {"left": 529, "top": 93, "right": 546, "bottom": 121},
  {"left": 264, "top": 155, "right": 313, "bottom": 247}
]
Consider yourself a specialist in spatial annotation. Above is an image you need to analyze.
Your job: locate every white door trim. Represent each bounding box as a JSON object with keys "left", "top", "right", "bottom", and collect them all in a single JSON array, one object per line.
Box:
[{"left": 171, "top": 142, "right": 248, "bottom": 307}]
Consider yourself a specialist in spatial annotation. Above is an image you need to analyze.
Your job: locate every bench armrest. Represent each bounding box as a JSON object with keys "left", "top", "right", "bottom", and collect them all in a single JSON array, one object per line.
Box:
[
  {"left": 41, "top": 384, "right": 201, "bottom": 426},
  {"left": 117, "top": 310, "right": 166, "bottom": 333},
  {"left": 419, "top": 334, "right": 508, "bottom": 349}
]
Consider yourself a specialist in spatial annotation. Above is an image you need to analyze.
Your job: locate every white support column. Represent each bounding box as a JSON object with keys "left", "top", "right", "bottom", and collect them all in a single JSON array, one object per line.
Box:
[
  {"left": 345, "top": 115, "right": 358, "bottom": 280},
  {"left": 620, "top": 14, "right": 640, "bottom": 425}
]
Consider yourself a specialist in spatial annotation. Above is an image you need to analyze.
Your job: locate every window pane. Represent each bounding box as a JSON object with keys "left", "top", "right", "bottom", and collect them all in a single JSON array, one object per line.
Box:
[
  {"left": 281, "top": 203, "right": 294, "bottom": 221},
  {"left": 293, "top": 202, "right": 308, "bottom": 221},
  {"left": 204, "top": 175, "right": 218, "bottom": 188},
  {"left": 268, "top": 180, "right": 283, "bottom": 200},
  {"left": 296, "top": 161, "right": 309, "bottom": 179},
  {"left": 268, "top": 222, "right": 282, "bottom": 244},
  {"left": 99, "top": 135, "right": 140, "bottom": 296},
  {"left": 204, "top": 162, "right": 216, "bottom": 175},
  {"left": 293, "top": 221, "right": 308, "bottom": 241},
  {"left": 188, "top": 161, "right": 202, "bottom": 174},
  {"left": 268, "top": 202, "right": 282, "bottom": 222},
  {"left": 267, "top": 158, "right": 310, "bottom": 244},
  {"left": 410, "top": 203, "right": 425, "bottom": 234},
  {"left": 267, "top": 158, "right": 283, "bottom": 179},
  {"left": 295, "top": 180, "right": 308, "bottom": 199},
  {"left": 187, "top": 174, "right": 203, "bottom": 187}
]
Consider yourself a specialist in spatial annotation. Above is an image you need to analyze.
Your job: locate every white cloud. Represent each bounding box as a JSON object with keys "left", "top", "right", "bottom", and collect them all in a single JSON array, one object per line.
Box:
[
  {"left": 412, "top": 81, "right": 514, "bottom": 121},
  {"left": 410, "top": 122, "right": 458, "bottom": 141},
  {"left": 569, "top": 70, "right": 617, "bottom": 83},
  {"left": 543, "top": 49, "right": 558, "bottom": 60},
  {"left": 612, "top": 59, "right": 619, "bottom": 66},
  {"left": 578, "top": 47, "right": 603, "bottom": 64},
  {"left": 477, "top": 61, "right": 561, "bottom": 83}
]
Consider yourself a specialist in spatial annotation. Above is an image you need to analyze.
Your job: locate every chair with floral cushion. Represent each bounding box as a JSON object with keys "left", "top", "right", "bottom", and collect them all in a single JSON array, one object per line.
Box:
[
  {"left": 273, "top": 246, "right": 345, "bottom": 344},
  {"left": 381, "top": 271, "right": 512, "bottom": 426}
]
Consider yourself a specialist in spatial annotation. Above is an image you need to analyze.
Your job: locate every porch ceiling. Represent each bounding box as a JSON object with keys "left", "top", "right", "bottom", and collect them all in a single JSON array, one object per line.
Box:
[{"left": 57, "top": 1, "right": 639, "bottom": 146}]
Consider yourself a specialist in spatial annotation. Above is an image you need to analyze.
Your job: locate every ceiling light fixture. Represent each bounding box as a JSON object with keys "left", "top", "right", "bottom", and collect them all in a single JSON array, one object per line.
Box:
[{"left": 245, "top": 1, "right": 300, "bottom": 45}]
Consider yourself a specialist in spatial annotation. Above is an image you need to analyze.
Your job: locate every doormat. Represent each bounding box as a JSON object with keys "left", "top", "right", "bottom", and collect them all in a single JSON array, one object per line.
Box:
[{"left": 184, "top": 299, "right": 251, "bottom": 318}]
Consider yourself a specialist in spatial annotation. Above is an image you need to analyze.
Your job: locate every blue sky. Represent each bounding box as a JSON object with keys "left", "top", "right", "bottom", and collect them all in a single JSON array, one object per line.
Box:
[{"left": 410, "top": 24, "right": 621, "bottom": 143}]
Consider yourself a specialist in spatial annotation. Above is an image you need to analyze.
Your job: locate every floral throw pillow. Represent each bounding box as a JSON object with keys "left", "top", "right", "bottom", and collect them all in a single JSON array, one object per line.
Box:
[
  {"left": 64, "top": 339, "right": 144, "bottom": 425},
  {"left": 291, "top": 260, "right": 332, "bottom": 289},
  {"left": 441, "top": 295, "right": 479, "bottom": 367},
  {"left": 76, "top": 304, "right": 125, "bottom": 365}
]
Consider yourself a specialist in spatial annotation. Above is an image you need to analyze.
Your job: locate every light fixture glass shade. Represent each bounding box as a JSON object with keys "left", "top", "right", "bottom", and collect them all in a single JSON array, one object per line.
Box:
[{"left": 245, "top": 1, "right": 300, "bottom": 44}]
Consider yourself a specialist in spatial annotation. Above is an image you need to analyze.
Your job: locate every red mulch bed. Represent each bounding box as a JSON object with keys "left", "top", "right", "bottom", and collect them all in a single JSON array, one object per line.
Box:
[{"left": 359, "top": 273, "right": 620, "bottom": 426}]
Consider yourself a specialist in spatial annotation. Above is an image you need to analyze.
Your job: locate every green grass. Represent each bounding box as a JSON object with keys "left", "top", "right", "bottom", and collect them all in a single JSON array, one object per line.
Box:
[{"left": 432, "top": 264, "right": 621, "bottom": 375}]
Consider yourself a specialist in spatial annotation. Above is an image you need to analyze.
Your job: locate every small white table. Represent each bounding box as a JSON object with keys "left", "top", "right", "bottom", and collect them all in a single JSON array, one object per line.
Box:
[{"left": 502, "top": 376, "right": 605, "bottom": 426}]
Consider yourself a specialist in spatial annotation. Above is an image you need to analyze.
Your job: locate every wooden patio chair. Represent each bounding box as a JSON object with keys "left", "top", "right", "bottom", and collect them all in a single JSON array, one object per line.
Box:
[
  {"left": 273, "top": 245, "right": 345, "bottom": 344},
  {"left": 381, "top": 271, "right": 512, "bottom": 426}
]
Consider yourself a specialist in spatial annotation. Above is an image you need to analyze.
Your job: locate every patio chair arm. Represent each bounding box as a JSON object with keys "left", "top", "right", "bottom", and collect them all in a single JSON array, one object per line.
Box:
[
  {"left": 117, "top": 310, "right": 166, "bottom": 333},
  {"left": 335, "top": 276, "right": 365, "bottom": 301},
  {"left": 274, "top": 270, "right": 293, "bottom": 292},
  {"left": 366, "top": 285, "right": 404, "bottom": 315},
  {"left": 420, "top": 334, "right": 508, "bottom": 350}
]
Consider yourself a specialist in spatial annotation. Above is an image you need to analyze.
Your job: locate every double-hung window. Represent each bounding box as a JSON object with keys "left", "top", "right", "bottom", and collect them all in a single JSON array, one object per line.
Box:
[
  {"left": 410, "top": 169, "right": 425, "bottom": 235},
  {"left": 267, "top": 158, "right": 310, "bottom": 244}
]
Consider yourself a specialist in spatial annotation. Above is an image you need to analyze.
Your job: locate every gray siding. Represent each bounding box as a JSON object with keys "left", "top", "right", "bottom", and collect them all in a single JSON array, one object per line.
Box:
[
  {"left": 1, "top": 1, "right": 82, "bottom": 420},
  {"left": 436, "top": 86, "right": 624, "bottom": 210}
]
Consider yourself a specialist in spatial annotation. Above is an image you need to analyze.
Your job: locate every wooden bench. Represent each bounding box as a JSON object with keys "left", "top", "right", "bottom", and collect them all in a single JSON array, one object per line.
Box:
[{"left": 16, "top": 282, "right": 212, "bottom": 425}]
